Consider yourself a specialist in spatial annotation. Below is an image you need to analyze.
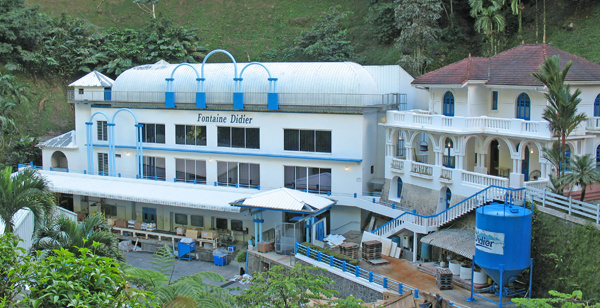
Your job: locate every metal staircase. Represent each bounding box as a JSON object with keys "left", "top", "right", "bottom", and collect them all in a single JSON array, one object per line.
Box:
[{"left": 372, "top": 186, "right": 526, "bottom": 238}]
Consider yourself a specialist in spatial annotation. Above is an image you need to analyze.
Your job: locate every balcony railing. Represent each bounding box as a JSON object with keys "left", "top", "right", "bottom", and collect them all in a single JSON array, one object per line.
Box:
[
  {"left": 462, "top": 170, "right": 509, "bottom": 188},
  {"left": 391, "top": 158, "right": 404, "bottom": 173},
  {"left": 410, "top": 161, "right": 433, "bottom": 177}
]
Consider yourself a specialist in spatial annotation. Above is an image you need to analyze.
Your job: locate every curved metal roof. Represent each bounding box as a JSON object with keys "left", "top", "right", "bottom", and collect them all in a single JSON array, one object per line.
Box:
[{"left": 111, "top": 61, "right": 382, "bottom": 106}]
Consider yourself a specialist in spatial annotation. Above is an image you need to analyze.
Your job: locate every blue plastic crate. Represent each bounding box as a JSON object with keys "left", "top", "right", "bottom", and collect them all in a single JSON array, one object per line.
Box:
[
  {"left": 228, "top": 245, "right": 236, "bottom": 252},
  {"left": 178, "top": 241, "right": 196, "bottom": 261},
  {"left": 214, "top": 253, "right": 227, "bottom": 266}
]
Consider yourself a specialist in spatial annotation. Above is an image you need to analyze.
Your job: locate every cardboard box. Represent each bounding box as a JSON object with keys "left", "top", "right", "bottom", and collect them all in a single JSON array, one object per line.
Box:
[
  {"left": 201, "top": 230, "right": 218, "bottom": 239},
  {"left": 257, "top": 241, "right": 274, "bottom": 253},
  {"left": 134, "top": 221, "right": 142, "bottom": 230},
  {"left": 76, "top": 211, "right": 87, "bottom": 221},
  {"left": 186, "top": 229, "right": 200, "bottom": 240},
  {"left": 114, "top": 219, "right": 127, "bottom": 228},
  {"left": 176, "top": 227, "right": 186, "bottom": 235}
]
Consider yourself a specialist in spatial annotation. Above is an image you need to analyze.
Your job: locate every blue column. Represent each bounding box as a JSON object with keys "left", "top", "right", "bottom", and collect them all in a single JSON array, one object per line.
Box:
[
  {"left": 135, "top": 124, "right": 144, "bottom": 178},
  {"left": 86, "top": 122, "right": 94, "bottom": 175},
  {"left": 108, "top": 123, "right": 116, "bottom": 176},
  {"left": 165, "top": 78, "right": 175, "bottom": 107},
  {"left": 196, "top": 77, "right": 206, "bottom": 108},
  {"left": 233, "top": 77, "right": 244, "bottom": 109},
  {"left": 268, "top": 77, "right": 279, "bottom": 110},
  {"left": 254, "top": 213, "right": 259, "bottom": 244}
]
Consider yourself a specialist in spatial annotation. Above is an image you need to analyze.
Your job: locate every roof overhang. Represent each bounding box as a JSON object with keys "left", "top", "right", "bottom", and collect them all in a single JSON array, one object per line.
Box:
[
  {"left": 421, "top": 228, "right": 475, "bottom": 259},
  {"left": 230, "top": 187, "right": 337, "bottom": 215}
]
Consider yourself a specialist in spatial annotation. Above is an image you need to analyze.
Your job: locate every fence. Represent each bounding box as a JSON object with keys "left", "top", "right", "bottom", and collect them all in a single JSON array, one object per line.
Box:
[{"left": 527, "top": 186, "right": 600, "bottom": 224}]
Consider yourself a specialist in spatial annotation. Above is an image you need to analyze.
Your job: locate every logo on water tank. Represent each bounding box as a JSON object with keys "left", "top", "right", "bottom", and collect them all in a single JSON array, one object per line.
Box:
[{"left": 475, "top": 228, "right": 505, "bottom": 255}]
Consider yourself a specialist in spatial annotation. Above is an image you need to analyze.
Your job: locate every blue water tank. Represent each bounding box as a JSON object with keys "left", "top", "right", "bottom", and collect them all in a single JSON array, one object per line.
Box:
[{"left": 475, "top": 202, "right": 532, "bottom": 288}]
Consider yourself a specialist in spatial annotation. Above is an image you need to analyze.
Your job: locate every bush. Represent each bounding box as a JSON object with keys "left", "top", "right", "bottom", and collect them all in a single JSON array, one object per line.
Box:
[
  {"left": 300, "top": 242, "right": 359, "bottom": 266},
  {"left": 236, "top": 250, "right": 247, "bottom": 263}
]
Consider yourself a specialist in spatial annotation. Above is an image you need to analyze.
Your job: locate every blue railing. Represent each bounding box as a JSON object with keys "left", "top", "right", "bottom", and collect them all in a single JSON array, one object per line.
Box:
[
  {"left": 294, "top": 242, "right": 462, "bottom": 307},
  {"left": 373, "top": 185, "right": 528, "bottom": 235}
]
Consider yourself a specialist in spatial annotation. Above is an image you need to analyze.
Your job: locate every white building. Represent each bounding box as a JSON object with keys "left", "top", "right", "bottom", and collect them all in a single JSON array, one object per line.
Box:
[
  {"left": 376, "top": 44, "right": 600, "bottom": 255},
  {"left": 38, "top": 50, "right": 424, "bottom": 246}
]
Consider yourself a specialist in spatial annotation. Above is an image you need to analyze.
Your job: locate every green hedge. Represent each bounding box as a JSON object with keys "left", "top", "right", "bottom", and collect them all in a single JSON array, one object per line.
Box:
[{"left": 300, "top": 242, "right": 359, "bottom": 266}]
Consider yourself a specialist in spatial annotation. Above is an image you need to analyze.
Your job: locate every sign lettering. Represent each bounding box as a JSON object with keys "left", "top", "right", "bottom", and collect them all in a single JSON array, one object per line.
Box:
[
  {"left": 475, "top": 228, "right": 505, "bottom": 255},
  {"left": 197, "top": 113, "right": 253, "bottom": 124}
]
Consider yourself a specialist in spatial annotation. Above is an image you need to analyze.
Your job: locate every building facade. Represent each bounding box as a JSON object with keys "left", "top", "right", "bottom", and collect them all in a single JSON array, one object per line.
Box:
[{"left": 39, "top": 50, "right": 425, "bottom": 244}]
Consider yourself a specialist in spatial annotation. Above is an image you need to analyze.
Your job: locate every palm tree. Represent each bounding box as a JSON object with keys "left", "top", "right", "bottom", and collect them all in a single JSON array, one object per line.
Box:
[
  {"left": 471, "top": 0, "right": 506, "bottom": 55},
  {"left": 533, "top": 55, "right": 587, "bottom": 175},
  {"left": 0, "top": 167, "right": 54, "bottom": 234},
  {"left": 31, "top": 212, "right": 124, "bottom": 261},
  {"left": 563, "top": 154, "right": 600, "bottom": 201}
]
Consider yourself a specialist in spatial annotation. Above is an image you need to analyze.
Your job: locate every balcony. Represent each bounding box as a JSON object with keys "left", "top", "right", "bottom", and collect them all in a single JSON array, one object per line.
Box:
[{"left": 386, "top": 110, "right": 557, "bottom": 139}]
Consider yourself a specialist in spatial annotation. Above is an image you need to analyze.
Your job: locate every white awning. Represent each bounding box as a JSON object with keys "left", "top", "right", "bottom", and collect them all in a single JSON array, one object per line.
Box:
[
  {"left": 421, "top": 229, "right": 475, "bottom": 259},
  {"left": 230, "top": 187, "right": 336, "bottom": 214},
  {"left": 69, "top": 71, "right": 114, "bottom": 88},
  {"left": 39, "top": 170, "right": 254, "bottom": 212}
]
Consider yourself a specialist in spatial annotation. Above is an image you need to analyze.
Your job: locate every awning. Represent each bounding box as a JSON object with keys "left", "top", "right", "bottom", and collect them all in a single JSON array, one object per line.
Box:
[
  {"left": 230, "top": 187, "right": 336, "bottom": 214},
  {"left": 39, "top": 170, "right": 253, "bottom": 212},
  {"left": 421, "top": 229, "right": 475, "bottom": 259}
]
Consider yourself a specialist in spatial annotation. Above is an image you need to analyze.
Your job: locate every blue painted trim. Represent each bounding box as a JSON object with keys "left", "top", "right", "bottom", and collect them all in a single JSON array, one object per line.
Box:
[
  {"left": 252, "top": 219, "right": 264, "bottom": 223},
  {"left": 233, "top": 204, "right": 335, "bottom": 215},
  {"left": 233, "top": 92, "right": 244, "bottom": 109},
  {"left": 89, "top": 144, "right": 362, "bottom": 162}
]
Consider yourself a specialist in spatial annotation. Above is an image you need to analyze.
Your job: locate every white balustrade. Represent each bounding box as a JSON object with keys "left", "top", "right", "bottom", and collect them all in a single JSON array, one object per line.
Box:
[
  {"left": 462, "top": 170, "right": 508, "bottom": 188},
  {"left": 391, "top": 158, "right": 405, "bottom": 173},
  {"left": 587, "top": 117, "right": 600, "bottom": 131},
  {"left": 410, "top": 162, "right": 433, "bottom": 176},
  {"left": 440, "top": 167, "right": 453, "bottom": 180}
]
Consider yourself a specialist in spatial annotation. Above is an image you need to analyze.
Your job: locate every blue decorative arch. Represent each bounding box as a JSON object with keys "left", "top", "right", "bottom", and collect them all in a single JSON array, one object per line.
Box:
[
  {"left": 86, "top": 111, "right": 110, "bottom": 175},
  {"left": 239, "top": 62, "right": 279, "bottom": 110},
  {"left": 110, "top": 108, "right": 143, "bottom": 178},
  {"left": 443, "top": 91, "right": 454, "bottom": 117},
  {"left": 516, "top": 92, "right": 531, "bottom": 120},
  {"left": 594, "top": 94, "right": 600, "bottom": 117},
  {"left": 200, "top": 49, "right": 240, "bottom": 109},
  {"left": 165, "top": 63, "right": 203, "bottom": 108}
]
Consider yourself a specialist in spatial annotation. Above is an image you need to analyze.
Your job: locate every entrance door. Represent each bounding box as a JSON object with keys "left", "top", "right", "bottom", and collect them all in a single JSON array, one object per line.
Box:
[
  {"left": 142, "top": 207, "right": 157, "bottom": 224},
  {"left": 522, "top": 147, "right": 530, "bottom": 181},
  {"left": 313, "top": 218, "right": 327, "bottom": 242},
  {"left": 516, "top": 93, "right": 531, "bottom": 120},
  {"left": 445, "top": 188, "right": 452, "bottom": 209},
  {"left": 490, "top": 140, "right": 500, "bottom": 176}
]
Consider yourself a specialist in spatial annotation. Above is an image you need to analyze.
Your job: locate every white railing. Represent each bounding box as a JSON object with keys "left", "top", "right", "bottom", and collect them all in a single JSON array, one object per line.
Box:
[
  {"left": 462, "top": 170, "right": 508, "bottom": 188},
  {"left": 440, "top": 167, "right": 453, "bottom": 181},
  {"left": 386, "top": 111, "right": 554, "bottom": 138},
  {"left": 410, "top": 162, "right": 433, "bottom": 177},
  {"left": 527, "top": 187, "right": 600, "bottom": 224},
  {"left": 587, "top": 117, "right": 600, "bottom": 131},
  {"left": 524, "top": 179, "right": 551, "bottom": 191},
  {"left": 390, "top": 158, "right": 405, "bottom": 173}
]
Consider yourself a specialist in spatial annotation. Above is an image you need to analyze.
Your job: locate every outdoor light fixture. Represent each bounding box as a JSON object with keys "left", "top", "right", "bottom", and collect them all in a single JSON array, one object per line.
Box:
[
  {"left": 530, "top": 149, "right": 534, "bottom": 154},
  {"left": 344, "top": 166, "right": 350, "bottom": 171}
]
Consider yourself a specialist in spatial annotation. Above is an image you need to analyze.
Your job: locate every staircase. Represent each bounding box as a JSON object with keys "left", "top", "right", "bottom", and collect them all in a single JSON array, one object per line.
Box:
[{"left": 372, "top": 185, "right": 527, "bottom": 238}]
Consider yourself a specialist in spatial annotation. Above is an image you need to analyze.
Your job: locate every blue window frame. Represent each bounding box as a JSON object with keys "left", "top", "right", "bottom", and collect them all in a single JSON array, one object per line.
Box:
[
  {"left": 397, "top": 177, "right": 403, "bottom": 199},
  {"left": 492, "top": 91, "right": 498, "bottom": 110},
  {"left": 594, "top": 94, "right": 600, "bottom": 117},
  {"left": 445, "top": 188, "right": 452, "bottom": 209},
  {"left": 597, "top": 145, "right": 600, "bottom": 169},
  {"left": 516, "top": 93, "right": 531, "bottom": 120},
  {"left": 443, "top": 91, "right": 454, "bottom": 117}
]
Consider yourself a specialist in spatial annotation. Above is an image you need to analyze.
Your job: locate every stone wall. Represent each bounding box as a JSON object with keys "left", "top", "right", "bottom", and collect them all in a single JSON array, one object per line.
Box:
[{"left": 381, "top": 179, "right": 468, "bottom": 215}]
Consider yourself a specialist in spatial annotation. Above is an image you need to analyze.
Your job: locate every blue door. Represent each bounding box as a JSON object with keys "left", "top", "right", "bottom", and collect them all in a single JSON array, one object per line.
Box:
[
  {"left": 397, "top": 178, "right": 403, "bottom": 199},
  {"left": 595, "top": 94, "right": 600, "bottom": 117},
  {"left": 516, "top": 93, "right": 531, "bottom": 120},
  {"left": 597, "top": 145, "right": 600, "bottom": 169},
  {"left": 142, "top": 207, "right": 157, "bottom": 224},
  {"left": 314, "top": 219, "right": 325, "bottom": 241},
  {"left": 443, "top": 91, "right": 454, "bottom": 117},
  {"left": 522, "top": 147, "right": 530, "bottom": 181},
  {"left": 104, "top": 88, "right": 112, "bottom": 101},
  {"left": 445, "top": 188, "right": 452, "bottom": 209}
]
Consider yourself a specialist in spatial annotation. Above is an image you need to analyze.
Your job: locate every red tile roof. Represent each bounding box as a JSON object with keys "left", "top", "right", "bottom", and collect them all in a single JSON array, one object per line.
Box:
[{"left": 412, "top": 44, "right": 600, "bottom": 86}]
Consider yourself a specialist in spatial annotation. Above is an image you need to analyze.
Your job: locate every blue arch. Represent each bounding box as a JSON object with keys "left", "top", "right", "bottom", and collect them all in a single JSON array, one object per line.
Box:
[
  {"left": 516, "top": 92, "right": 531, "bottom": 120},
  {"left": 239, "top": 62, "right": 280, "bottom": 110},
  {"left": 86, "top": 112, "right": 111, "bottom": 175},
  {"left": 165, "top": 63, "right": 203, "bottom": 108},
  {"left": 594, "top": 94, "right": 600, "bottom": 117},
  {"left": 240, "top": 62, "right": 273, "bottom": 79},
  {"left": 197, "top": 49, "right": 240, "bottom": 108},
  {"left": 201, "top": 49, "right": 238, "bottom": 79},
  {"left": 110, "top": 108, "right": 143, "bottom": 178},
  {"left": 443, "top": 91, "right": 454, "bottom": 117}
]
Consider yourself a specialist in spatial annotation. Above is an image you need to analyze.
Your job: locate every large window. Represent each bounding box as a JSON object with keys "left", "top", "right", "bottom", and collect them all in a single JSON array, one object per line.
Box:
[
  {"left": 174, "top": 213, "right": 187, "bottom": 225},
  {"left": 516, "top": 93, "right": 531, "bottom": 120},
  {"left": 143, "top": 156, "right": 166, "bottom": 180},
  {"left": 97, "top": 121, "right": 108, "bottom": 141},
  {"left": 217, "top": 161, "right": 260, "bottom": 188},
  {"left": 97, "top": 153, "right": 108, "bottom": 175},
  {"left": 218, "top": 127, "right": 259, "bottom": 149},
  {"left": 594, "top": 94, "right": 600, "bottom": 117},
  {"left": 141, "top": 123, "right": 165, "bottom": 144},
  {"left": 175, "top": 125, "right": 206, "bottom": 146},
  {"left": 284, "top": 166, "right": 331, "bottom": 194},
  {"left": 491, "top": 91, "right": 498, "bottom": 110},
  {"left": 175, "top": 159, "right": 206, "bottom": 184},
  {"left": 191, "top": 215, "right": 204, "bottom": 227},
  {"left": 443, "top": 91, "right": 454, "bottom": 116},
  {"left": 284, "top": 129, "right": 331, "bottom": 153}
]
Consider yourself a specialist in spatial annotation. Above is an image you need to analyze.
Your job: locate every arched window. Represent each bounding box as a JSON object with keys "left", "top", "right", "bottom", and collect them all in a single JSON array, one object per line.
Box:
[
  {"left": 445, "top": 188, "right": 452, "bottom": 209},
  {"left": 443, "top": 91, "right": 454, "bottom": 117},
  {"left": 443, "top": 138, "right": 455, "bottom": 168},
  {"left": 396, "top": 131, "right": 406, "bottom": 158},
  {"left": 516, "top": 93, "right": 531, "bottom": 120},
  {"left": 595, "top": 94, "right": 600, "bottom": 117},
  {"left": 397, "top": 177, "right": 403, "bottom": 199},
  {"left": 596, "top": 144, "right": 600, "bottom": 169}
]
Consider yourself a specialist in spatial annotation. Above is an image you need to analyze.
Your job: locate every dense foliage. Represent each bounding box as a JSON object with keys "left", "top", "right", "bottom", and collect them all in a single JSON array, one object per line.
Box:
[{"left": 531, "top": 209, "right": 600, "bottom": 298}]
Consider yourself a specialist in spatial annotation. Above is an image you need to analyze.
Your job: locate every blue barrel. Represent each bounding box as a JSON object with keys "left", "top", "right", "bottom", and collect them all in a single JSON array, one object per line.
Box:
[
  {"left": 475, "top": 202, "right": 532, "bottom": 288},
  {"left": 391, "top": 236, "right": 400, "bottom": 245},
  {"left": 421, "top": 242, "right": 431, "bottom": 261}
]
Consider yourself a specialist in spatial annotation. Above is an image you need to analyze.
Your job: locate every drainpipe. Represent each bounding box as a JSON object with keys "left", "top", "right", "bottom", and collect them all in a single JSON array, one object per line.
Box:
[
  {"left": 413, "top": 231, "right": 418, "bottom": 262},
  {"left": 258, "top": 212, "right": 263, "bottom": 243},
  {"left": 254, "top": 212, "right": 259, "bottom": 244}
]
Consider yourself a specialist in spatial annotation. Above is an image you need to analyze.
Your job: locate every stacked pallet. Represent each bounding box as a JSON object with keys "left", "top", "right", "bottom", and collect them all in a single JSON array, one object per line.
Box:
[
  {"left": 436, "top": 268, "right": 453, "bottom": 290},
  {"left": 339, "top": 242, "right": 359, "bottom": 259},
  {"left": 361, "top": 240, "right": 382, "bottom": 260}
]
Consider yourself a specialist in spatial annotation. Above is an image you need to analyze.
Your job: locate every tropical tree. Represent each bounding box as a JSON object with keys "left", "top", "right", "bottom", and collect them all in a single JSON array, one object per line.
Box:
[
  {"left": 394, "top": 0, "right": 442, "bottom": 76},
  {"left": 0, "top": 233, "right": 28, "bottom": 306},
  {"left": 31, "top": 212, "right": 124, "bottom": 261},
  {"left": 532, "top": 55, "right": 587, "bottom": 176},
  {"left": 563, "top": 154, "right": 600, "bottom": 201},
  {"left": 0, "top": 167, "right": 54, "bottom": 234},
  {"left": 470, "top": 0, "right": 506, "bottom": 55},
  {"left": 542, "top": 141, "right": 568, "bottom": 194}
]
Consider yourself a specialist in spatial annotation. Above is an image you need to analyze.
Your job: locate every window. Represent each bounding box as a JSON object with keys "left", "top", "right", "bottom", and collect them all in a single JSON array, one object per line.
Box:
[
  {"left": 443, "top": 91, "right": 454, "bottom": 116},
  {"left": 78, "top": 89, "right": 84, "bottom": 95},
  {"left": 284, "top": 129, "right": 331, "bottom": 153},
  {"left": 397, "top": 178, "right": 403, "bottom": 199},
  {"left": 98, "top": 153, "right": 108, "bottom": 176},
  {"left": 216, "top": 218, "right": 228, "bottom": 230},
  {"left": 231, "top": 220, "right": 244, "bottom": 232},
  {"left": 284, "top": 166, "right": 331, "bottom": 194},
  {"left": 492, "top": 91, "right": 498, "bottom": 110},
  {"left": 175, "top": 159, "right": 206, "bottom": 184},
  {"left": 142, "top": 207, "right": 157, "bottom": 224},
  {"left": 143, "top": 156, "right": 166, "bottom": 180},
  {"left": 217, "top": 161, "right": 260, "bottom": 188},
  {"left": 218, "top": 127, "right": 259, "bottom": 149},
  {"left": 175, "top": 125, "right": 206, "bottom": 146},
  {"left": 102, "top": 204, "right": 117, "bottom": 217},
  {"left": 191, "top": 215, "right": 204, "bottom": 227},
  {"left": 141, "top": 123, "right": 165, "bottom": 144},
  {"left": 594, "top": 94, "right": 600, "bottom": 117},
  {"left": 396, "top": 131, "right": 406, "bottom": 157},
  {"left": 97, "top": 121, "right": 108, "bottom": 141},
  {"left": 174, "top": 213, "right": 188, "bottom": 225},
  {"left": 516, "top": 93, "right": 531, "bottom": 120}
]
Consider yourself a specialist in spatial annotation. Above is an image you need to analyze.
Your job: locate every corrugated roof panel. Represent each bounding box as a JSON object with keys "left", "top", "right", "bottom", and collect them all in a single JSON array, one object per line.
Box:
[
  {"left": 69, "top": 71, "right": 114, "bottom": 87},
  {"left": 234, "top": 187, "right": 336, "bottom": 213},
  {"left": 421, "top": 229, "right": 475, "bottom": 259},
  {"left": 38, "top": 131, "right": 76, "bottom": 148}
]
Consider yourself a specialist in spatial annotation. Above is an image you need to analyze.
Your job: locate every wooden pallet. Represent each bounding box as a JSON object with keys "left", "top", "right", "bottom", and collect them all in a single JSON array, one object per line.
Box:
[
  {"left": 366, "top": 258, "right": 390, "bottom": 265},
  {"left": 340, "top": 242, "right": 359, "bottom": 259}
]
